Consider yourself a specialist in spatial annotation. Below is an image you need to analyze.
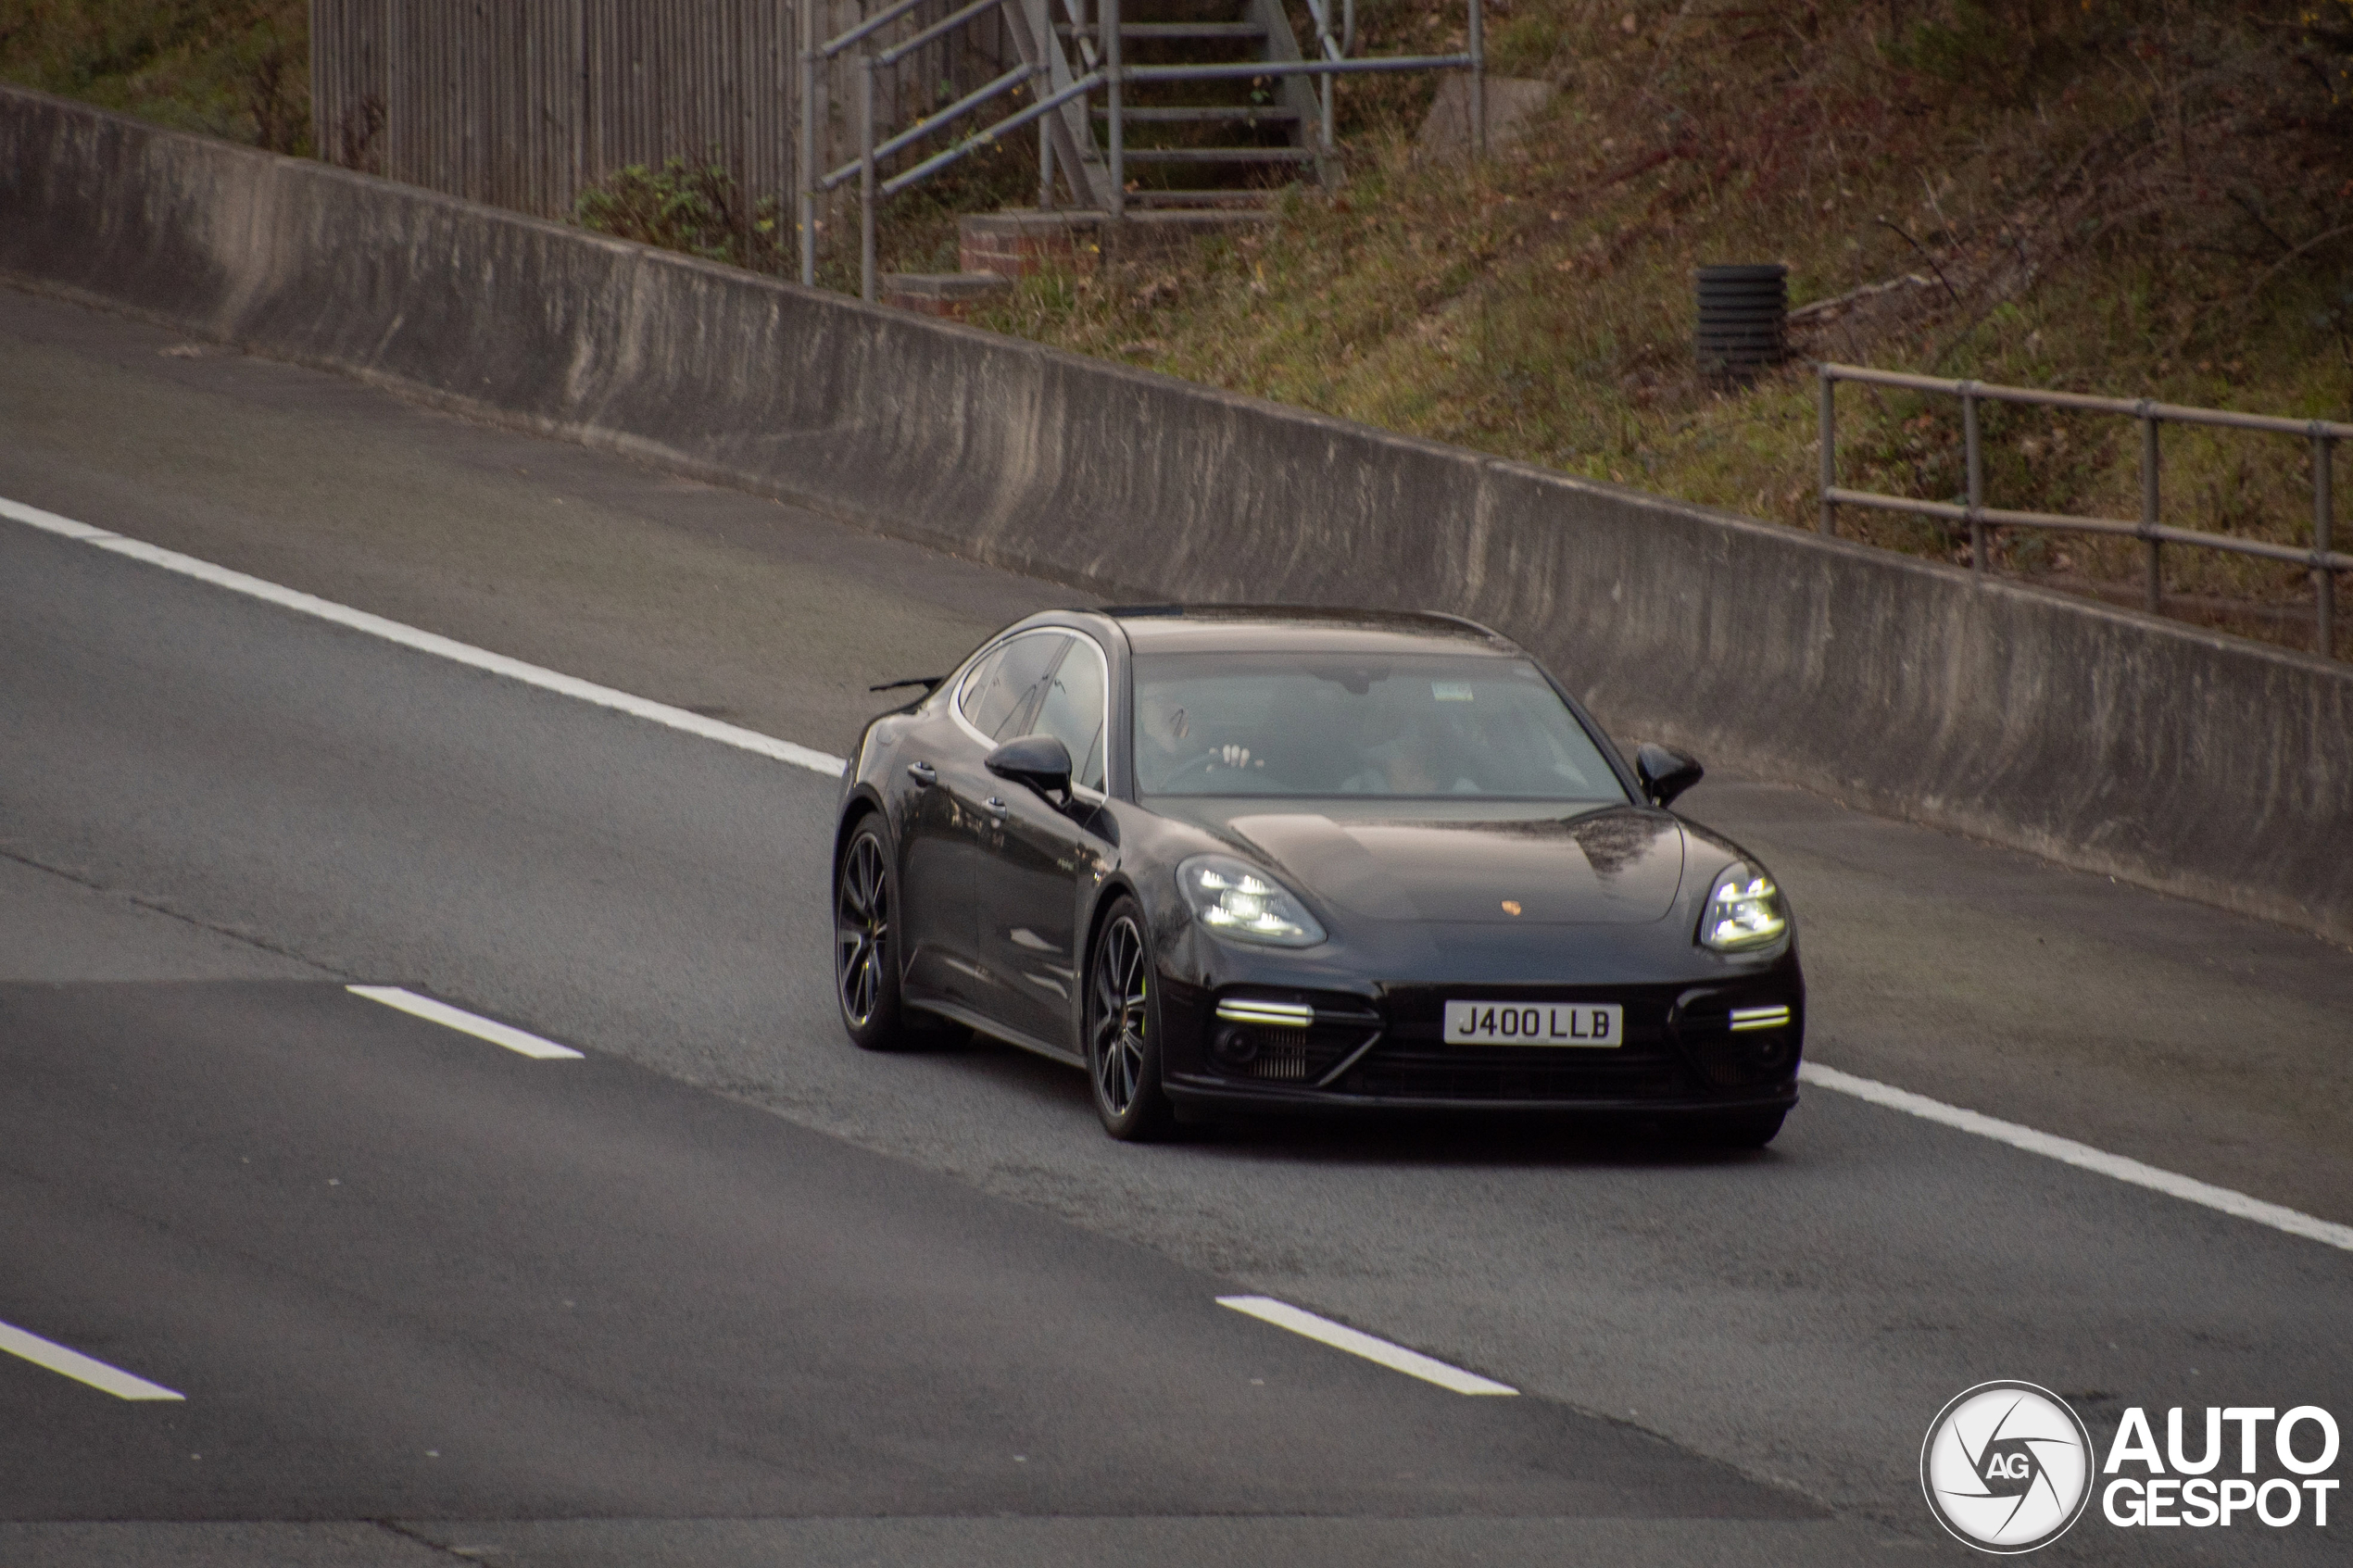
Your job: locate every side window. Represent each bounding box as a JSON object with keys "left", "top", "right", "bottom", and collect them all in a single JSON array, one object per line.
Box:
[
  {"left": 956, "top": 646, "right": 1007, "bottom": 726},
  {"left": 1032, "top": 636, "right": 1109, "bottom": 792},
  {"left": 960, "top": 633, "right": 1063, "bottom": 742}
]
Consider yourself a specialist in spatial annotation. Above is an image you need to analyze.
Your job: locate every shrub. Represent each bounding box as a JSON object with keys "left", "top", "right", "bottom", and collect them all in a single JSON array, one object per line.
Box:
[{"left": 573, "top": 157, "right": 791, "bottom": 275}]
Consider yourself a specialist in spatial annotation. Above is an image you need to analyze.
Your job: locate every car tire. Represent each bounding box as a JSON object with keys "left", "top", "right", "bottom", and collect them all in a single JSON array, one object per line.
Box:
[
  {"left": 1691, "top": 1109, "right": 1787, "bottom": 1149},
  {"left": 1084, "top": 897, "right": 1175, "bottom": 1141},
  {"left": 835, "top": 818, "right": 931, "bottom": 1052}
]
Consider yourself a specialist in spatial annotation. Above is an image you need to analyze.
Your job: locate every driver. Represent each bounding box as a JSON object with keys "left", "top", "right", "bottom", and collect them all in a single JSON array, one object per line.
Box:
[{"left": 1134, "top": 689, "right": 1195, "bottom": 791}]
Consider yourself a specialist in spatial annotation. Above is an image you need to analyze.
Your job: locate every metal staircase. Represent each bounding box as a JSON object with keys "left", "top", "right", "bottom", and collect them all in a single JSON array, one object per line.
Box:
[
  {"left": 1019, "top": 0, "right": 1330, "bottom": 210},
  {"left": 801, "top": 0, "right": 1483, "bottom": 294}
]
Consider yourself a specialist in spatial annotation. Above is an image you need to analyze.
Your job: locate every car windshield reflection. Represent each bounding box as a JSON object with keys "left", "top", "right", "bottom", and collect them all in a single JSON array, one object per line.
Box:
[{"left": 1133, "top": 653, "right": 1629, "bottom": 802}]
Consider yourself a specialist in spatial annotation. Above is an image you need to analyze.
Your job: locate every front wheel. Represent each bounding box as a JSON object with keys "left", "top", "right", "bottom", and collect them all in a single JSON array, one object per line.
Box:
[
  {"left": 836, "top": 820, "right": 923, "bottom": 1051},
  {"left": 1085, "top": 897, "right": 1174, "bottom": 1141}
]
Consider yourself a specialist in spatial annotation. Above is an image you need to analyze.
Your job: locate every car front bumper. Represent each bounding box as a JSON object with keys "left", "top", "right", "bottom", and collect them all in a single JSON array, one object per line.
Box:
[{"left": 1153, "top": 964, "right": 1804, "bottom": 1116}]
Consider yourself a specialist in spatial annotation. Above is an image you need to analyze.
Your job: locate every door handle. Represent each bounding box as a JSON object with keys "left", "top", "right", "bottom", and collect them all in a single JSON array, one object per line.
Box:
[
  {"left": 906, "top": 761, "right": 937, "bottom": 787},
  {"left": 983, "top": 796, "right": 1008, "bottom": 822}
]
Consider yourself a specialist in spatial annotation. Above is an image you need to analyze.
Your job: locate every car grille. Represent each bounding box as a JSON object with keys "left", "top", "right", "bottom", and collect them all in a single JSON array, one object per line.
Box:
[
  {"left": 1337, "top": 986, "right": 1695, "bottom": 1100},
  {"left": 1340, "top": 1052, "right": 1690, "bottom": 1100}
]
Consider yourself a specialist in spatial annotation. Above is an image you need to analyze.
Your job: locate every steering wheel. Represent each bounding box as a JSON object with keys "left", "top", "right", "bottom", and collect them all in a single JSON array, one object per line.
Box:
[{"left": 1160, "top": 747, "right": 1230, "bottom": 780}]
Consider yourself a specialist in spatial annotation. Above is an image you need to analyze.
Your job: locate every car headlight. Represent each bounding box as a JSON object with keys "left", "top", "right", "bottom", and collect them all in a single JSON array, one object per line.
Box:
[
  {"left": 1700, "top": 863, "right": 1787, "bottom": 951},
  {"left": 1178, "top": 855, "right": 1327, "bottom": 947}
]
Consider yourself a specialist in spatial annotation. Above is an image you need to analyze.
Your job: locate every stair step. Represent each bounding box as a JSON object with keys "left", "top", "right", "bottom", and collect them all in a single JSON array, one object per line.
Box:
[
  {"left": 962, "top": 207, "right": 1276, "bottom": 269},
  {"left": 1117, "top": 146, "right": 1317, "bottom": 163},
  {"left": 1054, "top": 22, "right": 1267, "bottom": 39},
  {"left": 881, "top": 271, "right": 1015, "bottom": 319},
  {"left": 1093, "top": 105, "right": 1301, "bottom": 122},
  {"left": 1127, "top": 190, "right": 1282, "bottom": 208}
]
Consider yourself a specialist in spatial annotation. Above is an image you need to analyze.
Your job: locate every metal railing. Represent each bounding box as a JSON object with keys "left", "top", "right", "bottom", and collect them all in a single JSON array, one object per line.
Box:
[
  {"left": 799, "top": 0, "right": 1488, "bottom": 301},
  {"left": 1818, "top": 364, "right": 2352, "bottom": 659}
]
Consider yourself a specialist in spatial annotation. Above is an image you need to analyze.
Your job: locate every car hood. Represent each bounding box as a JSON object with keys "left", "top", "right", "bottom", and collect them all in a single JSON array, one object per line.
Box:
[{"left": 1214, "top": 805, "right": 1687, "bottom": 926}]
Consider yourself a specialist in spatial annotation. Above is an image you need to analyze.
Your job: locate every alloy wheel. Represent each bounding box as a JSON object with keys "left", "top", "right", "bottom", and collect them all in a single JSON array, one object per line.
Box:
[
  {"left": 1090, "top": 913, "right": 1150, "bottom": 1116},
  {"left": 836, "top": 833, "right": 889, "bottom": 1028}
]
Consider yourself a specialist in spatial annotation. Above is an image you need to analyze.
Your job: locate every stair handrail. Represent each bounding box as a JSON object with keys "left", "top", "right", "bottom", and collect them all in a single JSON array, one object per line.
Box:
[
  {"left": 802, "top": 0, "right": 1067, "bottom": 288},
  {"left": 1299, "top": 0, "right": 1356, "bottom": 153}
]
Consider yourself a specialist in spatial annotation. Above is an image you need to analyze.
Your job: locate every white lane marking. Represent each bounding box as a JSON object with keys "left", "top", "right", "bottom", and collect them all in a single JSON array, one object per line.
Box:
[
  {"left": 0, "top": 1319, "right": 184, "bottom": 1400},
  {"left": 1217, "top": 1296, "right": 1518, "bottom": 1396},
  {"left": 0, "top": 495, "right": 848, "bottom": 778},
  {"left": 18, "top": 499, "right": 2343, "bottom": 1259},
  {"left": 1801, "top": 1062, "right": 2353, "bottom": 1254},
  {"left": 348, "top": 985, "right": 585, "bottom": 1060}
]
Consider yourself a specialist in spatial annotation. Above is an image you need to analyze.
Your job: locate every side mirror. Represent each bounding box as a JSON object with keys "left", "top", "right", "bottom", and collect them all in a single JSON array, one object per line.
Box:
[
  {"left": 1635, "top": 743, "right": 1704, "bottom": 809},
  {"left": 986, "top": 734, "right": 1074, "bottom": 801}
]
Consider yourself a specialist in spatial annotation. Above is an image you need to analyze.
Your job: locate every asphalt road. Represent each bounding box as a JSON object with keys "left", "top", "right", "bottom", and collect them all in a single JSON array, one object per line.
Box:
[
  {"left": 2, "top": 284, "right": 2348, "bottom": 1567},
  {"left": 5, "top": 980, "right": 1802, "bottom": 1523}
]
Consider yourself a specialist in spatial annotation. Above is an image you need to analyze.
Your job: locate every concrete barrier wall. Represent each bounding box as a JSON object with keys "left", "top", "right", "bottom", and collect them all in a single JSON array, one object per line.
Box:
[{"left": 5, "top": 85, "right": 2347, "bottom": 943}]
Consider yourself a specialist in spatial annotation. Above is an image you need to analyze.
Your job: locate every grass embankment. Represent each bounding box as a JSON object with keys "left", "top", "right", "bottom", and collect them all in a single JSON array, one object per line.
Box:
[
  {"left": 970, "top": 0, "right": 2353, "bottom": 655},
  {"left": 0, "top": 1, "right": 308, "bottom": 152}
]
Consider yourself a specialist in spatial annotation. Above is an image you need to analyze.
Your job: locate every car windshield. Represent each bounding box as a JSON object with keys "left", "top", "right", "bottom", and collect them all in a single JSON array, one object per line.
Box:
[{"left": 1132, "top": 652, "right": 1629, "bottom": 801}]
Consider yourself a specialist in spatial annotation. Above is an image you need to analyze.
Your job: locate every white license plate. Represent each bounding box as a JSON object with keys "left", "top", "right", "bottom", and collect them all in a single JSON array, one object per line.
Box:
[{"left": 1442, "top": 1000, "right": 1623, "bottom": 1048}]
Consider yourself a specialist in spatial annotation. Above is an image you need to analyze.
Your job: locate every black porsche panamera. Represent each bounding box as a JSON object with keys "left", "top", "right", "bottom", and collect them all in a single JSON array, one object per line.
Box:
[{"left": 832, "top": 607, "right": 1804, "bottom": 1144}]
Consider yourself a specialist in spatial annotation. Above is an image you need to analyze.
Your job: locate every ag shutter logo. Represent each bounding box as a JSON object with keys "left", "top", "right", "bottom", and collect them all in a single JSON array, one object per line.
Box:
[{"left": 1920, "top": 1382, "right": 2095, "bottom": 1553}]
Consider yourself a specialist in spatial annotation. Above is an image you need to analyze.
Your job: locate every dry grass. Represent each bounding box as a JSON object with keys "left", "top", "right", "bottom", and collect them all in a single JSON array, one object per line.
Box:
[
  {"left": 972, "top": 0, "right": 2353, "bottom": 656},
  {"left": 810, "top": 133, "right": 1042, "bottom": 295}
]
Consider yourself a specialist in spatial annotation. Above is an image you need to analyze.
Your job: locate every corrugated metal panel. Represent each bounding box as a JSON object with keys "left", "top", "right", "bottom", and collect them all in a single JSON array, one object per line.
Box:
[
  {"left": 311, "top": 0, "right": 810, "bottom": 220},
  {"left": 310, "top": 0, "right": 1013, "bottom": 220}
]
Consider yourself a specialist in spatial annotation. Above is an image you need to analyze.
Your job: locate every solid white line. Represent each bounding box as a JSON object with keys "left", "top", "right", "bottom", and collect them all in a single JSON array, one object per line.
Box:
[
  {"left": 348, "top": 985, "right": 585, "bottom": 1060},
  {"left": 0, "top": 1319, "right": 184, "bottom": 1400},
  {"left": 0, "top": 495, "right": 848, "bottom": 778},
  {"left": 1800, "top": 1062, "right": 2353, "bottom": 1254},
  {"left": 1216, "top": 1296, "right": 1518, "bottom": 1396}
]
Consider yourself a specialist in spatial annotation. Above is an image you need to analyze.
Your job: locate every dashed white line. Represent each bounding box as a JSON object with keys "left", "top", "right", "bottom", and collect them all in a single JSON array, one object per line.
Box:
[
  {"left": 1801, "top": 1062, "right": 2353, "bottom": 1254},
  {"left": 0, "top": 495, "right": 847, "bottom": 777},
  {"left": 1217, "top": 1296, "right": 1518, "bottom": 1396},
  {"left": 0, "top": 1319, "right": 183, "bottom": 1400},
  {"left": 348, "top": 985, "right": 585, "bottom": 1060}
]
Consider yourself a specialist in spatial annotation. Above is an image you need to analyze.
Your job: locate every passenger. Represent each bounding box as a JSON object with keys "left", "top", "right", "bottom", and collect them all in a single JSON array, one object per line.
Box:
[{"left": 1341, "top": 704, "right": 1480, "bottom": 795}]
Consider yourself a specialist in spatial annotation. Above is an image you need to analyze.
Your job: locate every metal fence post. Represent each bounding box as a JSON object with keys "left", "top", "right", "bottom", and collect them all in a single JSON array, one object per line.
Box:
[
  {"left": 1105, "top": 0, "right": 1124, "bottom": 219},
  {"left": 860, "top": 57, "right": 877, "bottom": 303},
  {"left": 1962, "top": 383, "right": 1985, "bottom": 576},
  {"left": 2139, "top": 406, "right": 2161, "bottom": 613},
  {"left": 2318, "top": 428, "right": 2337, "bottom": 659},
  {"left": 1818, "top": 366, "right": 1836, "bottom": 537},
  {"left": 799, "top": 1, "right": 819, "bottom": 286},
  {"left": 1467, "top": 0, "right": 1485, "bottom": 161},
  {"left": 1039, "top": 76, "right": 1055, "bottom": 208},
  {"left": 1313, "top": 0, "right": 1335, "bottom": 155}
]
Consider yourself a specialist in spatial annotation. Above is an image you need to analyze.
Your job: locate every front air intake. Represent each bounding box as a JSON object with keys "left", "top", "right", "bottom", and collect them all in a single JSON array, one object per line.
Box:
[{"left": 1250, "top": 1040, "right": 1313, "bottom": 1082}]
